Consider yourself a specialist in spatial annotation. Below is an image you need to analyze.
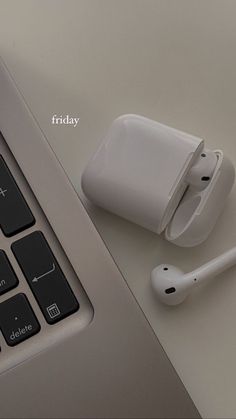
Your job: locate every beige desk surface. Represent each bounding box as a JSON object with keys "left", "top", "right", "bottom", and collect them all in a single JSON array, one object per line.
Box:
[{"left": 1, "top": 1, "right": 236, "bottom": 417}]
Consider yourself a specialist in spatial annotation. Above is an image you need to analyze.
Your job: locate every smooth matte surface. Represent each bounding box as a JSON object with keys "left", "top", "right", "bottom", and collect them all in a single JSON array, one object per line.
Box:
[{"left": 1, "top": 1, "right": 236, "bottom": 417}]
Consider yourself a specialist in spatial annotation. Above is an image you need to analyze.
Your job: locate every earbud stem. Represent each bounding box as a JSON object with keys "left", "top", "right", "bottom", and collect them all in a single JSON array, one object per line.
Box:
[{"left": 185, "top": 247, "right": 236, "bottom": 283}]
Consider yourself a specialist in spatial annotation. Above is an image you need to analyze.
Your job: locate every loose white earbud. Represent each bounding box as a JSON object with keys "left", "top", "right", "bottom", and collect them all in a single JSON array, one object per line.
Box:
[
  {"left": 151, "top": 247, "right": 236, "bottom": 305},
  {"left": 186, "top": 149, "right": 218, "bottom": 190}
]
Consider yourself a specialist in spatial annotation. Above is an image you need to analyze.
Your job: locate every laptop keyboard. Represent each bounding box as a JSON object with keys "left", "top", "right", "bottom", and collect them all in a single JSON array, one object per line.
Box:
[{"left": 0, "top": 152, "right": 80, "bottom": 349}]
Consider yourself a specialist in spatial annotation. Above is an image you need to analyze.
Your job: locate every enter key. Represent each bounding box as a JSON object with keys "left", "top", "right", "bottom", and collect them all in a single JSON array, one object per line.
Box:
[{"left": 11, "top": 231, "right": 79, "bottom": 324}]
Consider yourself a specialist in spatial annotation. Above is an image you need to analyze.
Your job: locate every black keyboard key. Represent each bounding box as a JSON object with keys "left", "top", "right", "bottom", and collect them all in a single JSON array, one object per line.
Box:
[
  {"left": 0, "top": 294, "right": 40, "bottom": 346},
  {"left": 0, "top": 251, "right": 18, "bottom": 295},
  {"left": 0, "top": 155, "right": 35, "bottom": 236},
  {"left": 12, "top": 231, "right": 79, "bottom": 324}
]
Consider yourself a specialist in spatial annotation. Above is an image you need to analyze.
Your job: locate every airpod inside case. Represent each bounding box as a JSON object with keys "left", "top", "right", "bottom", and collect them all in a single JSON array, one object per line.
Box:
[{"left": 82, "top": 114, "right": 235, "bottom": 247}]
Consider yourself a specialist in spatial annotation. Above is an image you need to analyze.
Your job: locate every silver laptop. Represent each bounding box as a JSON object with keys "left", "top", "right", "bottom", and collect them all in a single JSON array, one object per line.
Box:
[{"left": 0, "top": 57, "right": 200, "bottom": 418}]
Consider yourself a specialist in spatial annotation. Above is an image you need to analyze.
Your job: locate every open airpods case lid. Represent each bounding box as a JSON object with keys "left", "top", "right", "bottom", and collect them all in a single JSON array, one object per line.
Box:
[
  {"left": 82, "top": 114, "right": 235, "bottom": 247},
  {"left": 165, "top": 150, "right": 235, "bottom": 246}
]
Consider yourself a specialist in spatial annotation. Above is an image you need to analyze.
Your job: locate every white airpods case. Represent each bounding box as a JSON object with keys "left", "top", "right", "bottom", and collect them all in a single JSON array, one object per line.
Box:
[{"left": 82, "top": 115, "right": 235, "bottom": 247}]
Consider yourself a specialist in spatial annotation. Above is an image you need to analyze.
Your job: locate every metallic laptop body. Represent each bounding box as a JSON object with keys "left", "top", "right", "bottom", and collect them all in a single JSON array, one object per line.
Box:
[{"left": 0, "top": 58, "right": 200, "bottom": 418}]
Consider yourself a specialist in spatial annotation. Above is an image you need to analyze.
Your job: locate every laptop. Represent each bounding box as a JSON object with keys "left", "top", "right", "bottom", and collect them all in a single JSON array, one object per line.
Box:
[{"left": 0, "top": 57, "right": 200, "bottom": 418}]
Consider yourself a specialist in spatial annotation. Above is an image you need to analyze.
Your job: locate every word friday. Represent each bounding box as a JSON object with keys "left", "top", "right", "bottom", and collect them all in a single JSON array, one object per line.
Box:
[{"left": 52, "top": 114, "right": 80, "bottom": 127}]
